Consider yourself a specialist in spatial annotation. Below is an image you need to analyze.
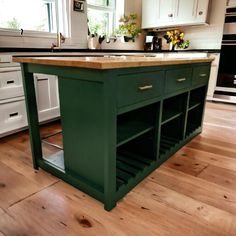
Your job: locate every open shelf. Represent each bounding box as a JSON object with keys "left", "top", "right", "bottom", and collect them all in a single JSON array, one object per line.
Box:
[
  {"left": 188, "top": 86, "right": 206, "bottom": 110},
  {"left": 161, "top": 110, "right": 183, "bottom": 125},
  {"left": 159, "top": 115, "right": 184, "bottom": 158},
  {"left": 117, "top": 120, "right": 154, "bottom": 147},
  {"left": 117, "top": 103, "right": 158, "bottom": 147},
  {"left": 162, "top": 93, "right": 187, "bottom": 124},
  {"left": 188, "top": 101, "right": 202, "bottom": 111},
  {"left": 186, "top": 103, "right": 204, "bottom": 138}
]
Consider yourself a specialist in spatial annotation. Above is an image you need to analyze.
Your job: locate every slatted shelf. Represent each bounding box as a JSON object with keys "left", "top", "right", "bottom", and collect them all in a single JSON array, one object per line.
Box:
[
  {"left": 117, "top": 120, "right": 154, "bottom": 147},
  {"left": 185, "top": 124, "right": 201, "bottom": 137},
  {"left": 159, "top": 136, "right": 180, "bottom": 157},
  {"left": 116, "top": 152, "right": 154, "bottom": 191}
]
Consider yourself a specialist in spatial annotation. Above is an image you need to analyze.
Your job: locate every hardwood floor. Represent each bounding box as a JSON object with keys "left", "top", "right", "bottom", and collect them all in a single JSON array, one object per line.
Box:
[{"left": 0, "top": 101, "right": 236, "bottom": 236}]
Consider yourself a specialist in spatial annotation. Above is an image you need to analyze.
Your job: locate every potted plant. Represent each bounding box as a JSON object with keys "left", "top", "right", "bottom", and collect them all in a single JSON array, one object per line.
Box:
[
  {"left": 164, "top": 30, "right": 190, "bottom": 50},
  {"left": 116, "top": 13, "right": 142, "bottom": 42}
]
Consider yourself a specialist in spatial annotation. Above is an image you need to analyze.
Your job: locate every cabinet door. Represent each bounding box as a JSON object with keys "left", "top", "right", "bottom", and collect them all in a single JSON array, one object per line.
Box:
[
  {"left": 195, "top": 0, "right": 210, "bottom": 23},
  {"left": 34, "top": 74, "right": 60, "bottom": 122},
  {"left": 175, "top": 0, "right": 197, "bottom": 23},
  {"left": 142, "top": 0, "right": 160, "bottom": 29},
  {"left": 159, "top": 0, "right": 176, "bottom": 23}
]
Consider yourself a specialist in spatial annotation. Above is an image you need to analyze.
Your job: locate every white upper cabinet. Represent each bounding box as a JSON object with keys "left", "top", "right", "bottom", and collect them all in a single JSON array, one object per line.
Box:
[
  {"left": 159, "top": 0, "right": 177, "bottom": 23},
  {"left": 175, "top": 0, "right": 197, "bottom": 23},
  {"left": 142, "top": 0, "right": 210, "bottom": 29},
  {"left": 195, "top": 0, "right": 210, "bottom": 23},
  {"left": 142, "top": 0, "right": 160, "bottom": 28}
]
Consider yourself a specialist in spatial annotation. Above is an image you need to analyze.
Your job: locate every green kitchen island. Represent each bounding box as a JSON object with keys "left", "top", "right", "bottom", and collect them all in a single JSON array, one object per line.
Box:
[{"left": 13, "top": 55, "right": 213, "bottom": 211}]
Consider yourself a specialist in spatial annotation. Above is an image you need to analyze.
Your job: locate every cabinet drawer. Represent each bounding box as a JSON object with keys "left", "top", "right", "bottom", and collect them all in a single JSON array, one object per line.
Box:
[
  {"left": 192, "top": 65, "right": 210, "bottom": 86},
  {"left": 0, "top": 68, "right": 24, "bottom": 100},
  {"left": 0, "top": 99, "right": 27, "bottom": 135},
  {"left": 117, "top": 71, "right": 164, "bottom": 107},
  {"left": 165, "top": 68, "right": 192, "bottom": 94}
]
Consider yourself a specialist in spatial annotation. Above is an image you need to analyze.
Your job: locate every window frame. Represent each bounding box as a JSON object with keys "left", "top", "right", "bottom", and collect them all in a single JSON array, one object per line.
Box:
[
  {"left": 87, "top": 0, "right": 117, "bottom": 36},
  {"left": 0, "top": 0, "right": 64, "bottom": 39}
]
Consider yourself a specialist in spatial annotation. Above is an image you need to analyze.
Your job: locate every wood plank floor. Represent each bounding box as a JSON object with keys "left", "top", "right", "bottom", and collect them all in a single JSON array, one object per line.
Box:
[{"left": 0, "top": 101, "right": 236, "bottom": 236}]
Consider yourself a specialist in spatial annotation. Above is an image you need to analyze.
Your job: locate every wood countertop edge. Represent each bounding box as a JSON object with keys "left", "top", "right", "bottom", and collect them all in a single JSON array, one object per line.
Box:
[{"left": 13, "top": 57, "right": 214, "bottom": 70}]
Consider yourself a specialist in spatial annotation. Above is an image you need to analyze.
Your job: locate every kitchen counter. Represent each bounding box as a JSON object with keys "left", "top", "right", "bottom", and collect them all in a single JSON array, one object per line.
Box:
[
  {"left": 15, "top": 55, "right": 212, "bottom": 211},
  {"left": 13, "top": 56, "right": 213, "bottom": 69}
]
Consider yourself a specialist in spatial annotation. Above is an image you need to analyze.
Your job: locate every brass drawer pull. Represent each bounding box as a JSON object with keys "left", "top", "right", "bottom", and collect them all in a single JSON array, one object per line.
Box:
[
  {"left": 176, "top": 78, "right": 186, "bottom": 82},
  {"left": 199, "top": 73, "right": 207, "bottom": 77},
  {"left": 138, "top": 85, "right": 153, "bottom": 91}
]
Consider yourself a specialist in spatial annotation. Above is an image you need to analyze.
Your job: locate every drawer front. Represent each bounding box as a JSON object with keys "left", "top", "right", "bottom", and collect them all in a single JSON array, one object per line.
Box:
[
  {"left": 117, "top": 71, "right": 164, "bottom": 107},
  {"left": 0, "top": 99, "right": 27, "bottom": 135},
  {"left": 192, "top": 65, "right": 210, "bottom": 86},
  {"left": 165, "top": 68, "right": 192, "bottom": 94},
  {"left": 0, "top": 69, "right": 24, "bottom": 100}
]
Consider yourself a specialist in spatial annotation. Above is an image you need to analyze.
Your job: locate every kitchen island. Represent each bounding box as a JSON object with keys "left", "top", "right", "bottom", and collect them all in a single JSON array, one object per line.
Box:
[{"left": 13, "top": 55, "right": 213, "bottom": 211}]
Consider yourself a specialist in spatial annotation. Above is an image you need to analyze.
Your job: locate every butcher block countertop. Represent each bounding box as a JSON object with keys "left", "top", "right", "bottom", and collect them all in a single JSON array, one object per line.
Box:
[{"left": 13, "top": 56, "right": 214, "bottom": 70}]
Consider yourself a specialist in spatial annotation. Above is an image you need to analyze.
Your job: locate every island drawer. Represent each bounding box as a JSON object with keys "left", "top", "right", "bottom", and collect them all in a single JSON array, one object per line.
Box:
[
  {"left": 117, "top": 70, "right": 164, "bottom": 107},
  {"left": 192, "top": 65, "right": 210, "bottom": 86},
  {"left": 165, "top": 68, "right": 192, "bottom": 94}
]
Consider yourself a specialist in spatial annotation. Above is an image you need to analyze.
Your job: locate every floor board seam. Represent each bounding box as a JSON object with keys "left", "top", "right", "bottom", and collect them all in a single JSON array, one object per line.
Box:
[{"left": 7, "top": 180, "right": 60, "bottom": 209}]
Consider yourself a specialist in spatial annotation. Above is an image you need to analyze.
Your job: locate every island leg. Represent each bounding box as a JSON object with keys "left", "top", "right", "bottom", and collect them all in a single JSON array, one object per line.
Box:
[{"left": 21, "top": 64, "right": 42, "bottom": 170}]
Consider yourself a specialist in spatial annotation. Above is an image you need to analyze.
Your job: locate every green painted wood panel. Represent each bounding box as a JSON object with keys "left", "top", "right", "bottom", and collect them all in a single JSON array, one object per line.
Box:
[{"left": 58, "top": 77, "right": 106, "bottom": 189}]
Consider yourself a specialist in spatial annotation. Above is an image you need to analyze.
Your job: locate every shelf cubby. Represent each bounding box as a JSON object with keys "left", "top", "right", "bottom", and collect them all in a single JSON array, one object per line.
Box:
[
  {"left": 117, "top": 103, "right": 158, "bottom": 147},
  {"left": 186, "top": 104, "right": 204, "bottom": 138},
  {"left": 162, "top": 93, "right": 187, "bottom": 124},
  {"left": 159, "top": 115, "right": 184, "bottom": 158},
  {"left": 116, "top": 132, "right": 156, "bottom": 191},
  {"left": 188, "top": 86, "right": 206, "bottom": 110},
  {"left": 117, "top": 120, "right": 154, "bottom": 147}
]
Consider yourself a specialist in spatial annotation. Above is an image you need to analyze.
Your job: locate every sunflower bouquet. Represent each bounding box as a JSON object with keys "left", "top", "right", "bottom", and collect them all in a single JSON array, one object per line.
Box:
[{"left": 164, "top": 30, "right": 190, "bottom": 50}]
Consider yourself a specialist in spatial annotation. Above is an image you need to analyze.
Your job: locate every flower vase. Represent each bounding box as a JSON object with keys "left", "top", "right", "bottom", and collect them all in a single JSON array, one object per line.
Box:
[{"left": 169, "top": 42, "right": 177, "bottom": 51}]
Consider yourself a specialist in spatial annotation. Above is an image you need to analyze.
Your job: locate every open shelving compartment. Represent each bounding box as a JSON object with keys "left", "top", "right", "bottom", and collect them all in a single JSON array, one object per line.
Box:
[
  {"left": 116, "top": 103, "right": 159, "bottom": 192},
  {"left": 185, "top": 86, "right": 207, "bottom": 138},
  {"left": 41, "top": 131, "right": 65, "bottom": 171},
  {"left": 159, "top": 93, "right": 187, "bottom": 159}
]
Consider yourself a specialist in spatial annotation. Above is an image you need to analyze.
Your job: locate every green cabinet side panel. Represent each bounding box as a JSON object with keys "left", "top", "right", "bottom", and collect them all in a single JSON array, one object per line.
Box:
[{"left": 58, "top": 77, "right": 106, "bottom": 189}]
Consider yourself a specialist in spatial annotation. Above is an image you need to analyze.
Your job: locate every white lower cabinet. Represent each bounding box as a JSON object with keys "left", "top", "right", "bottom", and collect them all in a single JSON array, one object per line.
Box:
[
  {"left": 0, "top": 60, "right": 60, "bottom": 137},
  {"left": 0, "top": 98, "right": 27, "bottom": 137}
]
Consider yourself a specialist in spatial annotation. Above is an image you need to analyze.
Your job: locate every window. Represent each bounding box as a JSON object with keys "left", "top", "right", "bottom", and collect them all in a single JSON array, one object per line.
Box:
[
  {"left": 0, "top": 0, "right": 57, "bottom": 33},
  {"left": 87, "top": 0, "right": 124, "bottom": 36}
]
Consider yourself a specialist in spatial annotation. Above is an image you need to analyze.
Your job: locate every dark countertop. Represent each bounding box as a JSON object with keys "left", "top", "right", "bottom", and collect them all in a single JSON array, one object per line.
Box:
[{"left": 0, "top": 47, "right": 221, "bottom": 54}]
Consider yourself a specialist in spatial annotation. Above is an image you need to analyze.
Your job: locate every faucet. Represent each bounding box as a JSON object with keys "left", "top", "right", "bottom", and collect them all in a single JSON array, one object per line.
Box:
[{"left": 51, "top": 32, "right": 66, "bottom": 49}]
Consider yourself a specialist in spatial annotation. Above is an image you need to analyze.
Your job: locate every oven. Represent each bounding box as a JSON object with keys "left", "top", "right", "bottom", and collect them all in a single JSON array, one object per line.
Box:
[{"left": 214, "top": 7, "right": 236, "bottom": 103}]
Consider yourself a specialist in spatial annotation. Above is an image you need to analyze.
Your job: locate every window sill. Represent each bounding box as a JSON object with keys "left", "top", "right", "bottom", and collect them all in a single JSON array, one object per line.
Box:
[{"left": 0, "top": 28, "right": 57, "bottom": 39}]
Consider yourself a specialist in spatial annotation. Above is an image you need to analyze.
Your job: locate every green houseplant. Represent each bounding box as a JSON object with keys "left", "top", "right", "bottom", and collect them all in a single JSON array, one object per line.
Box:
[{"left": 116, "top": 13, "right": 142, "bottom": 42}]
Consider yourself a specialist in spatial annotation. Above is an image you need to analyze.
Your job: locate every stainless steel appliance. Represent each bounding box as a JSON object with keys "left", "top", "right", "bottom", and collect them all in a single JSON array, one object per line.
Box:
[{"left": 214, "top": 7, "right": 236, "bottom": 103}]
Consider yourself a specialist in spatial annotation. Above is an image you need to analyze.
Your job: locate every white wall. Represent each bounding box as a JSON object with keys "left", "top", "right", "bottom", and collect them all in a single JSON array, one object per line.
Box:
[{"left": 66, "top": 0, "right": 88, "bottom": 48}]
